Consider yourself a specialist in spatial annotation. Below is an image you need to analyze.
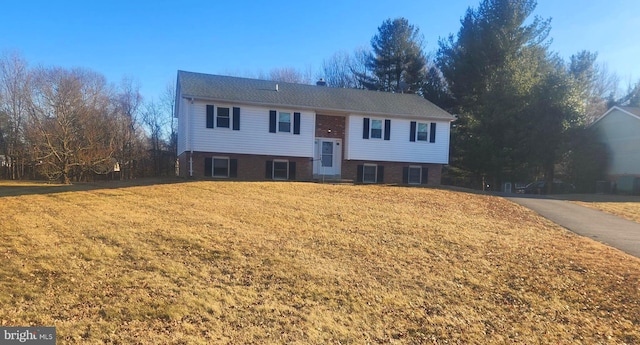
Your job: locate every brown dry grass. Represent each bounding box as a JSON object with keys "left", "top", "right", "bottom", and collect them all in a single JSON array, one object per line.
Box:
[
  {"left": 574, "top": 200, "right": 640, "bottom": 224},
  {"left": 1, "top": 180, "right": 639, "bottom": 344}
]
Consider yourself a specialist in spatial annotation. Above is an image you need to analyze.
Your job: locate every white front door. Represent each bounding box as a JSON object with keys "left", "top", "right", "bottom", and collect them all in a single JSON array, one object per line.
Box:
[{"left": 314, "top": 138, "right": 342, "bottom": 178}]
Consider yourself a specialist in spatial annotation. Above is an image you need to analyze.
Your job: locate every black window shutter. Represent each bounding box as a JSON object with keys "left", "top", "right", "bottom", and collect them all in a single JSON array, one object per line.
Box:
[
  {"left": 362, "top": 118, "right": 370, "bottom": 139},
  {"left": 265, "top": 160, "right": 273, "bottom": 179},
  {"left": 289, "top": 162, "right": 296, "bottom": 180},
  {"left": 377, "top": 166, "right": 384, "bottom": 184},
  {"left": 402, "top": 167, "right": 409, "bottom": 184},
  {"left": 293, "top": 112, "right": 301, "bottom": 134},
  {"left": 269, "top": 110, "right": 277, "bottom": 133},
  {"left": 229, "top": 159, "right": 238, "bottom": 178},
  {"left": 421, "top": 167, "right": 429, "bottom": 184},
  {"left": 204, "top": 157, "right": 212, "bottom": 176},
  {"left": 384, "top": 119, "right": 391, "bottom": 140},
  {"left": 206, "top": 105, "right": 214, "bottom": 128},
  {"left": 232, "top": 107, "right": 240, "bottom": 130},
  {"left": 356, "top": 165, "right": 363, "bottom": 182},
  {"left": 410, "top": 121, "right": 416, "bottom": 142},
  {"left": 430, "top": 123, "right": 437, "bottom": 143}
]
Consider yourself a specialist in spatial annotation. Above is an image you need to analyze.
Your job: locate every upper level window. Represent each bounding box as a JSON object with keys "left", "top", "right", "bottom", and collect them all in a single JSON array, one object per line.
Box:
[
  {"left": 279, "top": 112, "right": 291, "bottom": 132},
  {"left": 270, "top": 110, "right": 300, "bottom": 134},
  {"left": 363, "top": 118, "right": 390, "bottom": 140},
  {"left": 410, "top": 121, "right": 436, "bottom": 143},
  {"left": 207, "top": 105, "right": 240, "bottom": 130},
  {"left": 417, "top": 123, "right": 428, "bottom": 141},
  {"left": 217, "top": 107, "right": 230, "bottom": 128},
  {"left": 370, "top": 119, "right": 382, "bottom": 139}
]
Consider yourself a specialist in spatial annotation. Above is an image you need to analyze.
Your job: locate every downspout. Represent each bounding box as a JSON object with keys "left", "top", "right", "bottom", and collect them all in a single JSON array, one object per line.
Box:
[{"left": 188, "top": 97, "right": 194, "bottom": 177}]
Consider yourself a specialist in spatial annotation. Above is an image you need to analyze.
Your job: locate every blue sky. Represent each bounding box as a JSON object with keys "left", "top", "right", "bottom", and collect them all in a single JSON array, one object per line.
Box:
[{"left": 2, "top": 1, "right": 639, "bottom": 102}]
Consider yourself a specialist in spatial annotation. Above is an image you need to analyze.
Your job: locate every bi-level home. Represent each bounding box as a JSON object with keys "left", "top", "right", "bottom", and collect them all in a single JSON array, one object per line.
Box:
[{"left": 175, "top": 70, "right": 454, "bottom": 184}]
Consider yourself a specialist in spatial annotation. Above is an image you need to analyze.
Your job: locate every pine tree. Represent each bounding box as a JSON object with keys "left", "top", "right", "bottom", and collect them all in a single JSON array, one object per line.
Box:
[{"left": 359, "top": 18, "right": 426, "bottom": 93}]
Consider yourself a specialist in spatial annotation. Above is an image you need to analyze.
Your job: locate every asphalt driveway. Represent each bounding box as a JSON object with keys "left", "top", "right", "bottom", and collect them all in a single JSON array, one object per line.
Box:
[{"left": 506, "top": 195, "right": 640, "bottom": 258}]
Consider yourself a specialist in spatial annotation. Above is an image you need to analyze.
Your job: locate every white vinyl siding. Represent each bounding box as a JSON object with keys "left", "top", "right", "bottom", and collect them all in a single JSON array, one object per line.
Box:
[
  {"left": 593, "top": 109, "right": 640, "bottom": 175},
  {"left": 177, "top": 97, "right": 189, "bottom": 155},
  {"left": 346, "top": 115, "right": 450, "bottom": 164},
  {"left": 189, "top": 102, "right": 314, "bottom": 157}
]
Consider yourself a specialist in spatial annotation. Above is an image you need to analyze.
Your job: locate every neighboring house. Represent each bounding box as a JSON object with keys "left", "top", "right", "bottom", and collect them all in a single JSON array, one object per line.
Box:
[
  {"left": 591, "top": 106, "right": 640, "bottom": 193},
  {"left": 174, "top": 71, "right": 455, "bottom": 184}
]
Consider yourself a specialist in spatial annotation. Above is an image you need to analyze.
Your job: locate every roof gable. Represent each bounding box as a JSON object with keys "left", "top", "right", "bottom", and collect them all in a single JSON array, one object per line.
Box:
[
  {"left": 177, "top": 70, "right": 455, "bottom": 121},
  {"left": 592, "top": 106, "right": 640, "bottom": 126}
]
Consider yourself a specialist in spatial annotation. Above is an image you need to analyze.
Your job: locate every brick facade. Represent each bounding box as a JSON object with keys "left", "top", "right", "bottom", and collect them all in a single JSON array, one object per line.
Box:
[
  {"left": 343, "top": 160, "right": 442, "bottom": 185},
  {"left": 315, "top": 114, "right": 345, "bottom": 140},
  {"left": 178, "top": 151, "right": 313, "bottom": 181}
]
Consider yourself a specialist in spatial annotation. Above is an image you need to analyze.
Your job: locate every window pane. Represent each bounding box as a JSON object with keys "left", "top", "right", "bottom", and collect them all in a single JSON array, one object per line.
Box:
[
  {"left": 273, "top": 161, "right": 288, "bottom": 180},
  {"left": 321, "top": 142, "right": 333, "bottom": 167},
  {"left": 213, "top": 158, "right": 229, "bottom": 177},
  {"left": 279, "top": 112, "right": 291, "bottom": 132},
  {"left": 408, "top": 167, "right": 421, "bottom": 184},
  {"left": 371, "top": 120, "right": 382, "bottom": 138},
  {"left": 417, "top": 123, "right": 428, "bottom": 141},
  {"left": 217, "top": 107, "right": 230, "bottom": 128},
  {"left": 363, "top": 165, "right": 376, "bottom": 183}
]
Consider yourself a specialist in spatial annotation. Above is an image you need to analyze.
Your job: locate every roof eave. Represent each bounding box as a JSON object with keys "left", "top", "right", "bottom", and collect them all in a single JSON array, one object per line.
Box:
[{"left": 180, "top": 94, "right": 455, "bottom": 122}]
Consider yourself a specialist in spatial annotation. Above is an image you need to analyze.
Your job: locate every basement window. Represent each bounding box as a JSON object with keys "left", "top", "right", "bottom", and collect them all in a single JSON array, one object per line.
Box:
[
  {"left": 273, "top": 160, "right": 289, "bottom": 180},
  {"left": 407, "top": 166, "right": 421, "bottom": 184},
  {"left": 363, "top": 164, "right": 377, "bottom": 183}
]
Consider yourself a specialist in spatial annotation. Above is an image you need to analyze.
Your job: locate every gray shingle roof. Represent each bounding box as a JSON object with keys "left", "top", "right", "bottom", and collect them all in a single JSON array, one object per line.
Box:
[{"left": 177, "top": 70, "right": 455, "bottom": 121}]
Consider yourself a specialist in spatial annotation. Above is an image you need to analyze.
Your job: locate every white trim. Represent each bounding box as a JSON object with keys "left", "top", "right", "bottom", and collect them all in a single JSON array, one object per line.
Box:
[
  {"left": 216, "top": 106, "right": 231, "bottom": 129},
  {"left": 416, "top": 122, "right": 429, "bottom": 142},
  {"left": 272, "top": 159, "right": 289, "bottom": 180},
  {"left": 407, "top": 165, "right": 422, "bottom": 185},
  {"left": 369, "top": 118, "right": 384, "bottom": 139},
  {"left": 278, "top": 111, "right": 292, "bottom": 133}
]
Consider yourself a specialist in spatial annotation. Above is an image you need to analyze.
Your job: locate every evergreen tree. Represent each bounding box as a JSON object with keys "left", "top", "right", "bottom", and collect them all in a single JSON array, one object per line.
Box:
[
  {"left": 359, "top": 18, "right": 426, "bottom": 93},
  {"left": 437, "top": 0, "right": 560, "bottom": 187}
]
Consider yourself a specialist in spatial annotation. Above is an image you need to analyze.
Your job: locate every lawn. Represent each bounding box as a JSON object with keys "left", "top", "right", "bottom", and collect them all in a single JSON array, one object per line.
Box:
[
  {"left": 574, "top": 200, "right": 640, "bottom": 224},
  {"left": 1, "top": 180, "right": 639, "bottom": 344}
]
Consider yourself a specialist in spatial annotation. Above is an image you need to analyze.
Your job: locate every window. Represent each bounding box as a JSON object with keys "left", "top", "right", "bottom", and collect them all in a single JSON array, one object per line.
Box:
[
  {"left": 270, "top": 110, "right": 300, "bottom": 134},
  {"left": 363, "top": 164, "right": 377, "bottom": 183},
  {"left": 217, "top": 107, "right": 230, "bottom": 128},
  {"left": 417, "top": 123, "right": 429, "bottom": 141},
  {"left": 357, "top": 164, "right": 384, "bottom": 183},
  {"left": 279, "top": 112, "right": 291, "bottom": 132},
  {"left": 370, "top": 119, "right": 382, "bottom": 139},
  {"left": 410, "top": 121, "right": 436, "bottom": 142},
  {"left": 273, "top": 160, "right": 289, "bottom": 180},
  {"left": 363, "top": 118, "right": 390, "bottom": 140},
  {"left": 213, "top": 158, "right": 229, "bottom": 177},
  {"left": 407, "top": 166, "right": 421, "bottom": 184},
  {"left": 205, "top": 157, "right": 237, "bottom": 178}
]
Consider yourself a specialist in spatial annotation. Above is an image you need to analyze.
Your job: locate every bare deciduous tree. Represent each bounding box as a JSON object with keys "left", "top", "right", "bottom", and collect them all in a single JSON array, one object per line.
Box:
[
  {"left": 0, "top": 51, "right": 31, "bottom": 179},
  {"left": 27, "top": 67, "right": 116, "bottom": 183},
  {"left": 113, "top": 77, "right": 143, "bottom": 179}
]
